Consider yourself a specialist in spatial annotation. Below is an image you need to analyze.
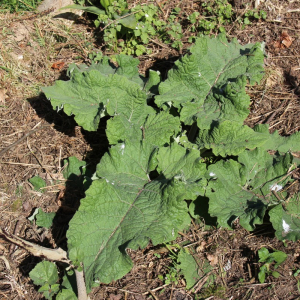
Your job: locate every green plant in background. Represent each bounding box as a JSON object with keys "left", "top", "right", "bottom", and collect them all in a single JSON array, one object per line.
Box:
[
  {"left": 100, "top": 0, "right": 113, "bottom": 11},
  {"left": 66, "top": 0, "right": 267, "bottom": 54},
  {"left": 95, "top": 1, "right": 170, "bottom": 54},
  {"left": 187, "top": 11, "right": 200, "bottom": 40},
  {"left": 242, "top": 9, "right": 267, "bottom": 25},
  {"left": 64, "top": 0, "right": 139, "bottom": 53},
  {"left": 197, "top": 0, "right": 234, "bottom": 34},
  {"left": 88, "top": 51, "right": 104, "bottom": 63},
  {"left": 187, "top": 0, "right": 267, "bottom": 35},
  {"left": 65, "top": 1, "right": 186, "bottom": 54},
  {"left": 0, "top": 0, "right": 43, "bottom": 12},
  {"left": 163, "top": 8, "right": 183, "bottom": 50},
  {"left": 258, "top": 247, "right": 287, "bottom": 283}
]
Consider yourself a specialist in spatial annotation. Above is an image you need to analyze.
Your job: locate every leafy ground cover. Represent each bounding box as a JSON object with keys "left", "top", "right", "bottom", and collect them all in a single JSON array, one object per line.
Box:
[{"left": 1, "top": 0, "right": 300, "bottom": 299}]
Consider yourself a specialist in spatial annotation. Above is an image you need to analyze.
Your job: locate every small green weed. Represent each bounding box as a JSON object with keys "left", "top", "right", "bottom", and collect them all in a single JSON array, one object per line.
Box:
[
  {"left": 258, "top": 247, "right": 287, "bottom": 283},
  {"left": 158, "top": 244, "right": 181, "bottom": 285},
  {"left": 293, "top": 269, "right": 300, "bottom": 277},
  {"left": 88, "top": 51, "right": 104, "bottom": 63},
  {"left": 29, "top": 261, "right": 60, "bottom": 300},
  {"left": 28, "top": 208, "right": 56, "bottom": 228},
  {"left": 157, "top": 245, "right": 215, "bottom": 290},
  {"left": 242, "top": 9, "right": 267, "bottom": 25},
  {"left": 34, "top": 24, "right": 46, "bottom": 47},
  {"left": 158, "top": 266, "right": 180, "bottom": 285}
]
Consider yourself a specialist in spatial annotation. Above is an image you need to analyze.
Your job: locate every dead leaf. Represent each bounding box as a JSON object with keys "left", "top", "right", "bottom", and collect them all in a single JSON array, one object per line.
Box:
[
  {"left": 51, "top": 61, "right": 65, "bottom": 70},
  {"left": 0, "top": 88, "right": 8, "bottom": 104},
  {"left": 274, "top": 31, "right": 294, "bottom": 49},
  {"left": 56, "top": 189, "right": 66, "bottom": 205},
  {"left": 196, "top": 241, "right": 207, "bottom": 252},
  {"left": 206, "top": 253, "right": 218, "bottom": 266}
]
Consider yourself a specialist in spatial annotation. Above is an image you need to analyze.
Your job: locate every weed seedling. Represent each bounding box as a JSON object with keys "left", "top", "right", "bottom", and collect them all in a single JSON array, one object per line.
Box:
[{"left": 258, "top": 247, "right": 287, "bottom": 283}]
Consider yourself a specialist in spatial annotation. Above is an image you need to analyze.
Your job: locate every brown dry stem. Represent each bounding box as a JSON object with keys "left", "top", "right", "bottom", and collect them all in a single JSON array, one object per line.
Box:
[
  {"left": 75, "top": 269, "right": 89, "bottom": 300},
  {"left": 0, "top": 227, "right": 70, "bottom": 263}
]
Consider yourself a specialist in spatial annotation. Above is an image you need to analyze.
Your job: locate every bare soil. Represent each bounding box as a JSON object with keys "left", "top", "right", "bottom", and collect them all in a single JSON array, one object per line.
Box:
[{"left": 0, "top": 0, "right": 300, "bottom": 299}]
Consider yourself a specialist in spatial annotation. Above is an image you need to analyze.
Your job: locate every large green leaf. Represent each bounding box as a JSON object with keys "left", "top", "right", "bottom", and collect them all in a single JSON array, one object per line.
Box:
[
  {"left": 206, "top": 148, "right": 294, "bottom": 230},
  {"left": 67, "top": 56, "right": 116, "bottom": 77},
  {"left": 181, "top": 76, "right": 251, "bottom": 128},
  {"left": 269, "top": 194, "right": 300, "bottom": 241},
  {"left": 197, "top": 121, "right": 267, "bottom": 157},
  {"left": 197, "top": 122, "right": 300, "bottom": 157},
  {"left": 42, "top": 71, "right": 147, "bottom": 131},
  {"left": 42, "top": 55, "right": 157, "bottom": 132},
  {"left": 67, "top": 141, "right": 203, "bottom": 290},
  {"left": 155, "top": 34, "right": 264, "bottom": 128},
  {"left": 106, "top": 111, "right": 180, "bottom": 146},
  {"left": 114, "top": 55, "right": 143, "bottom": 85},
  {"left": 68, "top": 55, "right": 160, "bottom": 95}
]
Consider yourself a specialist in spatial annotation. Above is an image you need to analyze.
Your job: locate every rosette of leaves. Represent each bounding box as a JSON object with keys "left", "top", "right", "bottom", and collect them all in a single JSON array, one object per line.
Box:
[{"left": 38, "top": 34, "right": 300, "bottom": 297}]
